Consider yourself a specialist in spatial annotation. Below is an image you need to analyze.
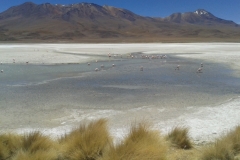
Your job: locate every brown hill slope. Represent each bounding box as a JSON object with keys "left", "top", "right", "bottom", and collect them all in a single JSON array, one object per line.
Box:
[
  {"left": 0, "top": 2, "right": 239, "bottom": 42},
  {"left": 163, "top": 9, "right": 237, "bottom": 27}
]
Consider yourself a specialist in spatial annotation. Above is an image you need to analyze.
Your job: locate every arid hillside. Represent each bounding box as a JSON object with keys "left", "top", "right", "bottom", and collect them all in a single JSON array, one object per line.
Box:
[{"left": 0, "top": 2, "right": 239, "bottom": 42}]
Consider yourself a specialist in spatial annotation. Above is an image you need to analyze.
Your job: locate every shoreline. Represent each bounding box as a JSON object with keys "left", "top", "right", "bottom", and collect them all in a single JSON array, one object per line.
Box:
[
  {"left": 1, "top": 95, "right": 240, "bottom": 145},
  {"left": 1, "top": 42, "right": 240, "bottom": 77}
]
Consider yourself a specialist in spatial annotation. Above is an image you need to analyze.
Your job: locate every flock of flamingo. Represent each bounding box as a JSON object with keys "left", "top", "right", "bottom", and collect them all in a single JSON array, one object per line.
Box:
[
  {"left": 0, "top": 53, "right": 204, "bottom": 74},
  {"left": 91, "top": 53, "right": 203, "bottom": 74}
]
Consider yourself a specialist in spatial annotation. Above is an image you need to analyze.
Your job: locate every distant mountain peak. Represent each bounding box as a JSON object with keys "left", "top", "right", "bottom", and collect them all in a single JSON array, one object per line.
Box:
[
  {"left": 194, "top": 9, "right": 214, "bottom": 18},
  {"left": 0, "top": 2, "right": 239, "bottom": 42},
  {"left": 22, "top": 1, "right": 36, "bottom": 5},
  {"left": 163, "top": 8, "right": 238, "bottom": 26},
  {"left": 194, "top": 9, "right": 210, "bottom": 15}
]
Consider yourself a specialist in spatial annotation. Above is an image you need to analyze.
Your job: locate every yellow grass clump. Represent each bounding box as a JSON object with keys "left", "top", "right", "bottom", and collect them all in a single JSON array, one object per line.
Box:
[
  {"left": 15, "top": 131, "right": 59, "bottom": 160},
  {"left": 0, "top": 133, "right": 22, "bottom": 159},
  {"left": 59, "top": 118, "right": 112, "bottom": 160},
  {"left": 167, "top": 148, "right": 200, "bottom": 160},
  {"left": 166, "top": 126, "right": 193, "bottom": 149},
  {"left": 21, "top": 131, "right": 59, "bottom": 153},
  {"left": 201, "top": 125, "right": 240, "bottom": 160},
  {"left": 100, "top": 122, "right": 168, "bottom": 160},
  {"left": 11, "top": 149, "right": 59, "bottom": 160},
  {"left": 0, "top": 119, "right": 240, "bottom": 160}
]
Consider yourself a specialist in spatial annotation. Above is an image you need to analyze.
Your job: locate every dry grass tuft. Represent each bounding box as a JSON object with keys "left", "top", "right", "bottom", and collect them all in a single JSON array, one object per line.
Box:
[
  {"left": 166, "top": 126, "right": 193, "bottom": 149},
  {"left": 5, "top": 131, "right": 60, "bottom": 160},
  {"left": 0, "top": 133, "right": 23, "bottom": 159},
  {"left": 11, "top": 149, "right": 59, "bottom": 160},
  {"left": 59, "top": 118, "right": 112, "bottom": 160},
  {"left": 21, "top": 131, "right": 59, "bottom": 153},
  {"left": 167, "top": 148, "right": 200, "bottom": 160},
  {"left": 201, "top": 125, "right": 240, "bottom": 160},
  {"left": 201, "top": 140, "right": 234, "bottom": 160},
  {"left": 100, "top": 122, "right": 168, "bottom": 160},
  {"left": 229, "top": 126, "right": 240, "bottom": 155},
  {"left": 0, "top": 120, "right": 239, "bottom": 160}
]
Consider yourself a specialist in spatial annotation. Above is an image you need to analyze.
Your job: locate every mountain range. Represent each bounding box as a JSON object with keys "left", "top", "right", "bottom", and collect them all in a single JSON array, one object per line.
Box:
[{"left": 0, "top": 2, "right": 239, "bottom": 42}]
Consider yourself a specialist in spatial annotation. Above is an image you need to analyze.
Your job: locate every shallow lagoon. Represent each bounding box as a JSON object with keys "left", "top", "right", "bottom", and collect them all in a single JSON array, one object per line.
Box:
[
  {"left": 0, "top": 43, "right": 240, "bottom": 143},
  {"left": 1, "top": 54, "right": 239, "bottom": 126}
]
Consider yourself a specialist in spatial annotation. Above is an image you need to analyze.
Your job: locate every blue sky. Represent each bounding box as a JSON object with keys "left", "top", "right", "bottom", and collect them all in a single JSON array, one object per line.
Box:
[{"left": 1, "top": 0, "right": 240, "bottom": 23}]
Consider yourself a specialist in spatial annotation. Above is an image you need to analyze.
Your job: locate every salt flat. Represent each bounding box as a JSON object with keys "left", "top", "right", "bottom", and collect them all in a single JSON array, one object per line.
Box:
[{"left": 0, "top": 43, "right": 240, "bottom": 144}]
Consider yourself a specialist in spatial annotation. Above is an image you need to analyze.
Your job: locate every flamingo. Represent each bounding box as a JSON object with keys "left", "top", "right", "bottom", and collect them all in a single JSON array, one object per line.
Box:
[
  {"left": 197, "top": 67, "right": 202, "bottom": 73},
  {"left": 175, "top": 65, "right": 180, "bottom": 70},
  {"left": 152, "top": 55, "right": 158, "bottom": 59}
]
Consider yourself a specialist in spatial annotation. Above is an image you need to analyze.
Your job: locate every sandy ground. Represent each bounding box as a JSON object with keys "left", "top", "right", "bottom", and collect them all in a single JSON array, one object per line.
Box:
[{"left": 1, "top": 43, "right": 240, "bottom": 144}]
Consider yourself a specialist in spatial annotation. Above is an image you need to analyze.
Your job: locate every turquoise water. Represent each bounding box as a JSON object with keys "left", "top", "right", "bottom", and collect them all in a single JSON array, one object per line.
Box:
[{"left": 0, "top": 54, "right": 240, "bottom": 129}]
